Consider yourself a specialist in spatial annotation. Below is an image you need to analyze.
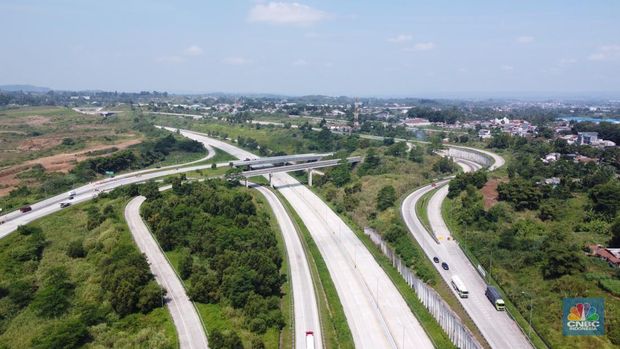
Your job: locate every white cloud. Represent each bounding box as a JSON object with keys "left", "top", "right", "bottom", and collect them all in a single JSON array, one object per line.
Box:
[
  {"left": 248, "top": 2, "right": 327, "bottom": 25},
  {"left": 588, "top": 45, "right": 620, "bottom": 61},
  {"left": 156, "top": 55, "right": 184, "bottom": 64},
  {"left": 184, "top": 45, "right": 203, "bottom": 56},
  {"left": 388, "top": 34, "right": 412, "bottom": 43},
  {"left": 500, "top": 65, "right": 514, "bottom": 71},
  {"left": 559, "top": 58, "right": 577, "bottom": 66},
  {"left": 516, "top": 36, "right": 534, "bottom": 44},
  {"left": 403, "top": 42, "right": 436, "bottom": 52},
  {"left": 292, "top": 58, "right": 308, "bottom": 66},
  {"left": 222, "top": 57, "right": 252, "bottom": 65}
]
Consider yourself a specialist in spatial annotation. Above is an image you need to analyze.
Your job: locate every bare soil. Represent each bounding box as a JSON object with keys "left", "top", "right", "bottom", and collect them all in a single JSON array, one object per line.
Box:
[
  {"left": 0, "top": 138, "right": 142, "bottom": 196},
  {"left": 481, "top": 179, "right": 502, "bottom": 209}
]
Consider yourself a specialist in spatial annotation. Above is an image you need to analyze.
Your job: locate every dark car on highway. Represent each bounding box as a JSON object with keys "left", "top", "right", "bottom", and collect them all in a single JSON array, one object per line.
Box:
[
  {"left": 441, "top": 262, "right": 449, "bottom": 270},
  {"left": 20, "top": 206, "right": 32, "bottom": 213},
  {"left": 60, "top": 202, "right": 71, "bottom": 208},
  {"left": 433, "top": 257, "right": 440, "bottom": 263}
]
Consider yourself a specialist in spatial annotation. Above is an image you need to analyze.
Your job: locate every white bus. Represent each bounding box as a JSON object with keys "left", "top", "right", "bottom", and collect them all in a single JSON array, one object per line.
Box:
[{"left": 451, "top": 275, "right": 469, "bottom": 298}]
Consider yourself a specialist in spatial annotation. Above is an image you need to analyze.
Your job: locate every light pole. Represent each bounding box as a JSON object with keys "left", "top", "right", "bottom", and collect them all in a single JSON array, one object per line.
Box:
[{"left": 521, "top": 291, "right": 533, "bottom": 340}]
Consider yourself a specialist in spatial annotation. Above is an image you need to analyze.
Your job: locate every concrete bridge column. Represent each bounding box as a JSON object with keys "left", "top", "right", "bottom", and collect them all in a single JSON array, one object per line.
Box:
[
  {"left": 308, "top": 170, "right": 313, "bottom": 186},
  {"left": 269, "top": 173, "right": 272, "bottom": 186}
]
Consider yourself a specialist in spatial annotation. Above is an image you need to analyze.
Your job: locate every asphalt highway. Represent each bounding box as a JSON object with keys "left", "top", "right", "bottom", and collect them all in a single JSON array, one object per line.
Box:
[
  {"left": 401, "top": 154, "right": 532, "bottom": 349},
  {"left": 172, "top": 128, "right": 434, "bottom": 349}
]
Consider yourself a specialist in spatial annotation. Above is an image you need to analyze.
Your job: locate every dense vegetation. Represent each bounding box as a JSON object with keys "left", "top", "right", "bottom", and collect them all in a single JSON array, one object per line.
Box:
[
  {"left": 446, "top": 135, "right": 620, "bottom": 348},
  {"left": 141, "top": 180, "right": 285, "bottom": 348},
  {"left": 0, "top": 196, "right": 174, "bottom": 348},
  {"left": 72, "top": 133, "right": 204, "bottom": 181}
]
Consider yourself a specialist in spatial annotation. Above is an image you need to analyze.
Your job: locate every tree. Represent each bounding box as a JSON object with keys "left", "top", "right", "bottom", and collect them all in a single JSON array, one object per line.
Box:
[
  {"left": 497, "top": 178, "right": 543, "bottom": 210},
  {"left": 376, "top": 185, "right": 397, "bottom": 211},
  {"left": 385, "top": 142, "right": 407, "bottom": 157},
  {"left": 488, "top": 133, "right": 511, "bottom": 149},
  {"left": 329, "top": 159, "right": 351, "bottom": 187},
  {"left": 31, "top": 319, "right": 90, "bottom": 349},
  {"left": 589, "top": 180, "right": 620, "bottom": 217},
  {"left": 138, "top": 281, "right": 164, "bottom": 313},
  {"left": 178, "top": 250, "right": 194, "bottom": 279},
  {"left": 66, "top": 239, "right": 86, "bottom": 258},
  {"left": 31, "top": 267, "right": 74, "bottom": 318},
  {"left": 408, "top": 145, "right": 424, "bottom": 163},
  {"left": 433, "top": 157, "right": 457, "bottom": 174},
  {"left": 225, "top": 167, "right": 244, "bottom": 186},
  {"left": 140, "top": 181, "right": 161, "bottom": 201},
  {"left": 609, "top": 216, "right": 620, "bottom": 248},
  {"left": 542, "top": 233, "right": 586, "bottom": 279}
]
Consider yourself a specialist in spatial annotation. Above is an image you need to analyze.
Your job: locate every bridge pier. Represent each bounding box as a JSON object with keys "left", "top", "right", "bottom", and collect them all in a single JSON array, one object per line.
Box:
[
  {"left": 268, "top": 173, "right": 272, "bottom": 186},
  {"left": 308, "top": 170, "right": 313, "bottom": 186}
]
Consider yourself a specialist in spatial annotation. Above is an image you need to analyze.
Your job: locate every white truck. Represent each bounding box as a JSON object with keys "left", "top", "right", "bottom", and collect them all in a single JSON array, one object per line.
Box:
[
  {"left": 305, "top": 331, "right": 314, "bottom": 349},
  {"left": 451, "top": 275, "right": 469, "bottom": 298}
]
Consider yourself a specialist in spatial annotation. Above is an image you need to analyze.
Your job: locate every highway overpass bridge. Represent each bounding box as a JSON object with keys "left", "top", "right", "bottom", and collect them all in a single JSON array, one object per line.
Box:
[
  {"left": 230, "top": 153, "right": 333, "bottom": 168},
  {"left": 241, "top": 156, "right": 362, "bottom": 186}
]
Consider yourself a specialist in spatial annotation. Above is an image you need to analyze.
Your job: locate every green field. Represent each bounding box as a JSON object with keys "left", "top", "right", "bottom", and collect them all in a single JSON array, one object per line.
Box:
[{"left": 0, "top": 197, "right": 177, "bottom": 348}]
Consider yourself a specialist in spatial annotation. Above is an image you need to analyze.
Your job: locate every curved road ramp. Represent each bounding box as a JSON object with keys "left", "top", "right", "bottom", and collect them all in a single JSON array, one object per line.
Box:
[
  {"left": 402, "top": 148, "right": 533, "bottom": 349},
  {"left": 125, "top": 196, "right": 209, "bottom": 349}
]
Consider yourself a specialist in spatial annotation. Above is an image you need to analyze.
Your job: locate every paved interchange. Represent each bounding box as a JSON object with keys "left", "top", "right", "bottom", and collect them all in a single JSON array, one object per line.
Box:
[
  {"left": 175, "top": 128, "right": 434, "bottom": 349},
  {"left": 0, "top": 124, "right": 530, "bottom": 349},
  {"left": 401, "top": 147, "right": 532, "bottom": 349}
]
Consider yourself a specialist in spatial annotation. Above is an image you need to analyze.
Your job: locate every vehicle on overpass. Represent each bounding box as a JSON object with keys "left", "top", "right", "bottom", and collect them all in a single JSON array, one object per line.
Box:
[
  {"left": 485, "top": 285, "right": 505, "bottom": 311},
  {"left": 451, "top": 275, "right": 469, "bottom": 298}
]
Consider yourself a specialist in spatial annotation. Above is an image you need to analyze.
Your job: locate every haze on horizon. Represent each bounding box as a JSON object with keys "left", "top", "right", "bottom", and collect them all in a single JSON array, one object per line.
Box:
[{"left": 1, "top": 0, "right": 619, "bottom": 98}]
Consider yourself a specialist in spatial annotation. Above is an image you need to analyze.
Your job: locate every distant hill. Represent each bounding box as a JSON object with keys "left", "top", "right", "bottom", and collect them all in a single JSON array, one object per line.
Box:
[{"left": 0, "top": 84, "right": 51, "bottom": 93}]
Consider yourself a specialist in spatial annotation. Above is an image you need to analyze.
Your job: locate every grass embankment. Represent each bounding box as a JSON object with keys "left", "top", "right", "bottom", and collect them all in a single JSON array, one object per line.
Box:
[
  {"left": 274, "top": 190, "right": 355, "bottom": 349},
  {"left": 415, "top": 187, "right": 438, "bottom": 234},
  {"left": 0, "top": 197, "right": 177, "bottom": 348}
]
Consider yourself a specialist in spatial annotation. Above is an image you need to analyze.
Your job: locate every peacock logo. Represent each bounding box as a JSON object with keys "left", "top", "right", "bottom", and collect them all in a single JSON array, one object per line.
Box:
[
  {"left": 567, "top": 303, "right": 599, "bottom": 322},
  {"left": 563, "top": 298, "right": 604, "bottom": 336}
]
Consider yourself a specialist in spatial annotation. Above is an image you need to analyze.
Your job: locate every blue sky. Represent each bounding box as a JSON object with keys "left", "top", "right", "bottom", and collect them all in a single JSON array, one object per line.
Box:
[{"left": 1, "top": 1, "right": 619, "bottom": 97}]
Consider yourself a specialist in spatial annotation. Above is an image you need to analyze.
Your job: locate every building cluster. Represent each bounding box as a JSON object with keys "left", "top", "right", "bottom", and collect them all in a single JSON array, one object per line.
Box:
[
  {"left": 557, "top": 132, "right": 616, "bottom": 148},
  {"left": 588, "top": 245, "right": 620, "bottom": 268},
  {"left": 476, "top": 117, "right": 538, "bottom": 138}
]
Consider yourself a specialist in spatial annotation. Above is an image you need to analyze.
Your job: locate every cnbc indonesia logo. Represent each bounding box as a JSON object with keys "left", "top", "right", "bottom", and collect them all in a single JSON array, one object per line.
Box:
[{"left": 563, "top": 298, "right": 604, "bottom": 336}]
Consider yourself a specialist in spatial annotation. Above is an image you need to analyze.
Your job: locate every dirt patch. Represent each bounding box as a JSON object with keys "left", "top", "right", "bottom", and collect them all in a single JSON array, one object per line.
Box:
[
  {"left": 481, "top": 179, "right": 504, "bottom": 209},
  {"left": 0, "top": 138, "right": 142, "bottom": 196},
  {"left": 17, "top": 137, "right": 63, "bottom": 151},
  {"left": 0, "top": 115, "right": 51, "bottom": 126}
]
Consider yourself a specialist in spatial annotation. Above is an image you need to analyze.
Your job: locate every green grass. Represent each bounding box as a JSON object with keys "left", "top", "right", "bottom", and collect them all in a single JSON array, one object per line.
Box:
[
  {"left": 0, "top": 196, "right": 177, "bottom": 348},
  {"left": 415, "top": 187, "right": 438, "bottom": 234},
  {"left": 274, "top": 189, "right": 355, "bottom": 349}
]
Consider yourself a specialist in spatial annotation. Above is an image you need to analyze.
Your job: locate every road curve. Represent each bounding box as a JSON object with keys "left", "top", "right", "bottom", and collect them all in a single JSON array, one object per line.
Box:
[
  {"left": 171, "top": 128, "right": 434, "bottom": 349},
  {"left": 402, "top": 153, "right": 532, "bottom": 349},
  {"left": 251, "top": 184, "right": 322, "bottom": 349},
  {"left": 125, "top": 196, "right": 209, "bottom": 349}
]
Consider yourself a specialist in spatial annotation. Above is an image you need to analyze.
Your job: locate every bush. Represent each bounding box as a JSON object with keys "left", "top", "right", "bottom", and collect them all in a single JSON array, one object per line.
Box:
[
  {"left": 66, "top": 239, "right": 86, "bottom": 258},
  {"left": 376, "top": 185, "right": 396, "bottom": 211},
  {"left": 31, "top": 267, "right": 74, "bottom": 318},
  {"left": 31, "top": 319, "right": 90, "bottom": 349}
]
